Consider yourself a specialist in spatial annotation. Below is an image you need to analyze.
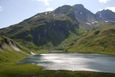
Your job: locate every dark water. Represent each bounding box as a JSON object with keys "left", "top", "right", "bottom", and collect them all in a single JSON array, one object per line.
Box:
[{"left": 21, "top": 53, "right": 115, "bottom": 73}]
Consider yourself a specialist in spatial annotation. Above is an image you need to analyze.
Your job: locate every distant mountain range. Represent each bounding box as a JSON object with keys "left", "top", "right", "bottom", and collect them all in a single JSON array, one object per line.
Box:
[{"left": 0, "top": 4, "right": 115, "bottom": 52}]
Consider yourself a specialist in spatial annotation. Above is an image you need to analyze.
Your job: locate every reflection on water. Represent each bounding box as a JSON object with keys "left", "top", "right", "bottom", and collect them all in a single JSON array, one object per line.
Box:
[{"left": 21, "top": 53, "right": 115, "bottom": 73}]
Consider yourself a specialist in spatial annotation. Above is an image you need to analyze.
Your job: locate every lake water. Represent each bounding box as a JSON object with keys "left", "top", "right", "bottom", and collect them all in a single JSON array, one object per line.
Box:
[{"left": 21, "top": 53, "right": 115, "bottom": 73}]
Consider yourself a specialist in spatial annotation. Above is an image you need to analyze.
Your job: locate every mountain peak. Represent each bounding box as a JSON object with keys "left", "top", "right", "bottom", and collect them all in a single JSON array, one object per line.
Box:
[
  {"left": 97, "top": 9, "right": 114, "bottom": 13},
  {"left": 59, "top": 5, "right": 72, "bottom": 9},
  {"left": 96, "top": 9, "right": 115, "bottom": 22},
  {"left": 54, "top": 5, "right": 72, "bottom": 14},
  {"left": 73, "top": 4, "right": 84, "bottom": 9}
]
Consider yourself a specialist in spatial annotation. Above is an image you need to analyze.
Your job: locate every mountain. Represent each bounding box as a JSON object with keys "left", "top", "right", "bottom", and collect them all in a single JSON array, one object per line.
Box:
[
  {"left": 96, "top": 9, "right": 115, "bottom": 23},
  {"left": 0, "top": 12, "right": 79, "bottom": 49},
  {"left": 0, "top": 4, "right": 115, "bottom": 52},
  {"left": 54, "top": 4, "right": 115, "bottom": 29},
  {"left": 54, "top": 4, "right": 97, "bottom": 22},
  {"left": 54, "top": 4, "right": 98, "bottom": 29}
]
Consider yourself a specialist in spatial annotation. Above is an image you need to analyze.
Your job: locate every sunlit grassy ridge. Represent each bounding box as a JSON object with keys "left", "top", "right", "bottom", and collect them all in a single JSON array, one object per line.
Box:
[
  {"left": 68, "top": 24, "right": 115, "bottom": 55},
  {"left": 0, "top": 36, "right": 25, "bottom": 63}
]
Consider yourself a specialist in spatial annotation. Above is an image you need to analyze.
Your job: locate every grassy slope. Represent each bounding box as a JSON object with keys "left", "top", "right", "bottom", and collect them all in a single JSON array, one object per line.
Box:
[
  {"left": 0, "top": 36, "right": 27, "bottom": 63},
  {"left": 0, "top": 36, "right": 41, "bottom": 77},
  {"left": 68, "top": 24, "right": 115, "bottom": 55}
]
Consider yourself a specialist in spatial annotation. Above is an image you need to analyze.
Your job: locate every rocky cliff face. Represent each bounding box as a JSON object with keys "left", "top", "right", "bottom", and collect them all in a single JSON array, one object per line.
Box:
[
  {"left": 73, "top": 4, "right": 97, "bottom": 22},
  {"left": 54, "top": 4, "right": 98, "bottom": 29},
  {"left": 54, "top": 4, "right": 97, "bottom": 22},
  {"left": 54, "top": 4, "right": 115, "bottom": 29}
]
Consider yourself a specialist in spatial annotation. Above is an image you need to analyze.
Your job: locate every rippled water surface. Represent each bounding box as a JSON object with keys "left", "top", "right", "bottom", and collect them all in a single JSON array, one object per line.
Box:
[{"left": 21, "top": 53, "right": 115, "bottom": 73}]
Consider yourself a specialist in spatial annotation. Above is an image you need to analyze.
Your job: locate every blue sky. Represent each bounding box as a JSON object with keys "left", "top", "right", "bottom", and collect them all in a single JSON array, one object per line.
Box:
[{"left": 0, "top": 0, "right": 115, "bottom": 28}]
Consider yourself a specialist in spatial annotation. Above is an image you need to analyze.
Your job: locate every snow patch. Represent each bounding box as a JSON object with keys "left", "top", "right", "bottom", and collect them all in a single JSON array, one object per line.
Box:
[
  {"left": 86, "top": 21, "right": 98, "bottom": 25},
  {"left": 86, "top": 22, "right": 91, "bottom": 25},
  {"left": 105, "top": 20, "right": 109, "bottom": 22},
  {"left": 91, "top": 21, "right": 98, "bottom": 24}
]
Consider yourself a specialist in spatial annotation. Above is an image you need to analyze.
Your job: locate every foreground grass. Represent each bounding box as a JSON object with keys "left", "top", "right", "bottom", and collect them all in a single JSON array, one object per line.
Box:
[
  {"left": 0, "top": 64, "right": 42, "bottom": 77},
  {"left": 0, "top": 63, "right": 115, "bottom": 77}
]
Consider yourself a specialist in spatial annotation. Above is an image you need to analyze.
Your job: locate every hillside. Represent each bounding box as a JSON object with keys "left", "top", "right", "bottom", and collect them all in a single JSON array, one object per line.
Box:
[
  {"left": 0, "top": 36, "right": 28, "bottom": 63},
  {"left": 0, "top": 12, "right": 79, "bottom": 49},
  {"left": 68, "top": 24, "right": 115, "bottom": 55}
]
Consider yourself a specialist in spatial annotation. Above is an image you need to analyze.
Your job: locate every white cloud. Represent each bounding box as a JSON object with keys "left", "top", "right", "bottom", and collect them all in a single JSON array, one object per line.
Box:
[
  {"left": 37, "top": 0, "right": 53, "bottom": 6},
  {"left": 98, "top": 0, "right": 110, "bottom": 4},
  {"left": 105, "top": 7, "right": 115, "bottom": 12},
  {"left": 45, "top": 7, "right": 54, "bottom": 11}
]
